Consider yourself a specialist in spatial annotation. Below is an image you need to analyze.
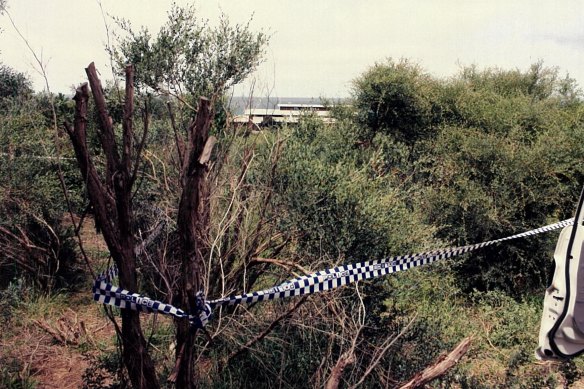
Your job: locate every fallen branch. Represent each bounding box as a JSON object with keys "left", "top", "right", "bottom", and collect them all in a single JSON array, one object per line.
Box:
[
  {"left": 33, "top": 319, "right": 68, "bottom": 345},
  {"left": 399, "top": 336, "right": 473, "bottom": 389},
  {"left": 325, "top": 350, "right": 356, "bottom": 389},
  {"left": 32, "top": 318, "right": 81, "bottom": 346}
]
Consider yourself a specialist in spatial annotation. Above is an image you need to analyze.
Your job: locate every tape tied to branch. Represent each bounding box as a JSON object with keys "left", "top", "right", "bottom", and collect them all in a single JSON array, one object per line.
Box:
[
  {"left": 92, "top": 218, "right": 574, "bottom": 328},
  {"left": 92, "top": 268, "right": 212, "bottom": 329}
]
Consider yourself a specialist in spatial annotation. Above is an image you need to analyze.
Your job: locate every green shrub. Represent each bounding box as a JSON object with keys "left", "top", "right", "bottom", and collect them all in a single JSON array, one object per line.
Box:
[
  {"left": 419, "top": 122, "right": 583, "bottom": 295},
  {"left": 274, "top": 117, "right": 434, "bottom": 264},
  {"left": 351, "top": 58, "right": 439, "bottom": 144},
  {"left": 0, "top": 278, "right": 25, "bottom": 321},
  {"left": 0, "top": 86, "right": 83, "bottom": 291}
]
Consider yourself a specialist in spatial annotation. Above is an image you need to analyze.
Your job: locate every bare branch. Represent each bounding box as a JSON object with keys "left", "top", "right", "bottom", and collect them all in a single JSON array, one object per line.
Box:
[
  {"left": 130, "top": 100, "right": 150, "bottom": 186},
  {"left": 166, "top": 101, "right": 185, "bottom": 175},
  {"left": 249, "top": 257, "right": 311, "bottom": 276},
  {"left": 222, "top": 296, "right": 308, "bottom": 369},
  {"left": 351, "top": 314, "right": 418, "bottom": 389},
  {"left": 66, "top": 64, "right": 159, "bottom": 388},
  {"left": 85, "top": 61, "right": 120, "bottom": 186},
  {"left": 122, "top": 64, "right": 134, "bottom": 175},
  {"left": 175, "top": 96, "right": 214, "bottom": 388}
]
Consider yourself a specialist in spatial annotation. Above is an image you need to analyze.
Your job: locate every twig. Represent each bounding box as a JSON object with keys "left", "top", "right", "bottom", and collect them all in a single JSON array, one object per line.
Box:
[
  {"left": 325, "top": 322, "right": 362, "bottom": 389},
  {"left": 167, "top": 342, "right": 186, "bottom": 384},
  {"left": 249, "top": 257, "right": 311, "bottom": 276},
  {"left": 167, "top": 101, "right": 185, "bottom": 173},
  {"left": 130, "top": 100, "right": 150, "bottom": 186},
  {"left": 221, "top": 296, "right": 308, "bottom": 370},
  {"left": 351, "top": 314, "right": 418, "bottom": 389}
]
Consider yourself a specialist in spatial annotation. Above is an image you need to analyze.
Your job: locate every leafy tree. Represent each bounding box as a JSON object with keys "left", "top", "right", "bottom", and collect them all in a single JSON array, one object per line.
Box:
[
  {"left": 112, "top": 3, "right": 268, "bottom": 101},
  {"left": 351, "top": 59, "right": 584, "bottom": 295},
  {"left": 0, "top": 65, "right": 33, "bottom": 109},
  {"left": 458, "top": 61, "right": 562, "bottom": 101},
  {"left": 435, "top": 63, "right": 581, "bottom": 136},
  {"left": 55, "top": 4, "right": 269, "bottom": 386}
]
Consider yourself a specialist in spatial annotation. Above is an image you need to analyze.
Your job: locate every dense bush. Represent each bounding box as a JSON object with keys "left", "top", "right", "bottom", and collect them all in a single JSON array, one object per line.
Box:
[
  {"left": 352, "top": 60, "right": 584, "bottom": 295},
  {"left": 0, "top": 69, "right": 82, "bottom": 290},
  {"left": 0, "top": 64, "right": 32, "bottom": 104},
  {"left": 352, "top": 58, "right": 440, "bottom": 144},
  {"left": 273, "top": 116, "right": 435, "bottom": 265}
]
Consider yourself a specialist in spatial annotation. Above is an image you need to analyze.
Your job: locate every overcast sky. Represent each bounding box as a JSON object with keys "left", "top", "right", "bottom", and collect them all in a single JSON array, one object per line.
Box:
[{"left": 1, "top": 0, "right": 584, "bottom": 98}]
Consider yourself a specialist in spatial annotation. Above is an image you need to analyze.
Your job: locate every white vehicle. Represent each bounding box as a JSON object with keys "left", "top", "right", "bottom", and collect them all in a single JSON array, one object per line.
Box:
[{"left": 537, "top": 186, "right": 584, "bottom": 359}]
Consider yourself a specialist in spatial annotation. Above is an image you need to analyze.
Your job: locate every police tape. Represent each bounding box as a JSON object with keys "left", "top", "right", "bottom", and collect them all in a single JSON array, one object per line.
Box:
[{"left": 93, "top": 218, "right": 574, "bottom": 328}]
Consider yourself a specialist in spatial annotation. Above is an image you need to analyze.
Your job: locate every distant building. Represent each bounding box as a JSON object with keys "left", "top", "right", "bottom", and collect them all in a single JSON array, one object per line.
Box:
[{"left": 232, "top": 103, "right": 335, "bottom": 127}]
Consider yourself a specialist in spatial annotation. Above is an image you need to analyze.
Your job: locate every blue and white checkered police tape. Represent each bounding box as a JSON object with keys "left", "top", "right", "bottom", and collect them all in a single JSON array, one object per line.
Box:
[
  {"left": 93, "top": 218, "right": 574, "bottom": 328},
  {"left": 92, "top": 268, "right": 212, "bottom": 329}
]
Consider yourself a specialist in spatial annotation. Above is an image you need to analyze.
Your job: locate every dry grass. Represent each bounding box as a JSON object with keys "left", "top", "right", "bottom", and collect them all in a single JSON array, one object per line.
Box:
[
  {"left": 1, "top": 300, "right": 117, "bottom": 388},
  {"left": 0, "top": 215, "right": 118, "bottom": 388}
]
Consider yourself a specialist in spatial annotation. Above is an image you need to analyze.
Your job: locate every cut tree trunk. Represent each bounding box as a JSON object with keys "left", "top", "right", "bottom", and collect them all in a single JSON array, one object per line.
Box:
[
  {"left": 65, "top": 63, "right": 159, "bottom": 389},
  {"left": 173, "top": 97, "right": 214, "bottom": 389}
]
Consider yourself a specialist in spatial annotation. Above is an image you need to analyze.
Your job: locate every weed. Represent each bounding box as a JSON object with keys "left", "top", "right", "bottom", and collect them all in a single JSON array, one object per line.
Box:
[
  {"left": 0, "top": 278, "right": 26, "bottom": 321},
  {"left": 560, "top": 359, "right": 581, "bottom": 387},
  {"left": 82, "top": 351, "right": 127, "bottom": 389},
  {"left": 0, "top": 356, "right": 37, "bottom": 389}
]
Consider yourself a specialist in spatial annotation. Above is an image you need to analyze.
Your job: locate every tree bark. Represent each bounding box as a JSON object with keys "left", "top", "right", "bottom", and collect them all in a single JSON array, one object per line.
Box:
[
  {"left": 399, "top": 336, "right": 472, "bottom": 389},
  {"left": 173, "top": 97, "right": 214, "bottom": 389},
  {"left": 325, "top": 351, "right": 356, "bottom": 389},
  {"left": 65, "top": 63, "right": 159, "bottom": 389}
]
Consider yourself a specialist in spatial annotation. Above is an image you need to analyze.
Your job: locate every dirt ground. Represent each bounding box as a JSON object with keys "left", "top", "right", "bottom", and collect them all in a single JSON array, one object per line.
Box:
[{"left": 1, "top": 300, "right": 117, "bottom": 388}]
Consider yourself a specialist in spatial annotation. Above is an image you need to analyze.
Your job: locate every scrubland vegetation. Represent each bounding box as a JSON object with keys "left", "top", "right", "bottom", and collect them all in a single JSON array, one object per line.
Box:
[{"left": 2, "top": 3, "right": 584, "bottom": 388}]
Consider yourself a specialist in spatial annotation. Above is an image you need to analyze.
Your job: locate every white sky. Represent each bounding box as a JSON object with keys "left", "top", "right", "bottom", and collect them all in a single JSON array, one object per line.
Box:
[{"left": 1, "top": 0, "right": 584, "bottom": 98}]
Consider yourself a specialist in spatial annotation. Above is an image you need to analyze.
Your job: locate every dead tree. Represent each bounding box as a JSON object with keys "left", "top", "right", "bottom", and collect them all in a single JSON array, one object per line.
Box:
[
  {"left": 66, "top": 61, "right": 216, "bottom": 388},
  {"left": 65, "top": 63, "right": 159, "bottom": 389},
  {"left": 172, "top": 97, "right": 215, "bottom": 388}
]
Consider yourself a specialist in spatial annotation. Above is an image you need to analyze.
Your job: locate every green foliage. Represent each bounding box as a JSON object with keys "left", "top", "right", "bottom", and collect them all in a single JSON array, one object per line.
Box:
[
  {"left": 274, "top": 117, "right": 435, "bottom": 264},
  {"left": 0, "top": 357, "right": 36, "bottom": 389},
  {"left": 472, "top": 290, "right": 541, "bottom": 349},
  {"left": 433, "top": 63, "right": 581, "bottom": 137},
  {"left": 419, "top": 120, "right": 584, "bottom": 294},
  {"left": 503, "top": 347, "right": 558, "bottom": 389},
  {"left": 388, "top": 270, "right": 575, "bottom": 388},
  {"left": 560, "top": 360, "right": 581, "bottom": 387},
  {"left": 346, "top": 60, "right": 584, "bottom": 295},
  {"left": 82, "top": 351, "right": 126, "bottom": 389},
  {"left": 216, "top": 324, "right": 328, "bottom": 388},
  {"left": 0, "top": 278, "right": 25, "bottom": 321},
  {"left": 0, "top": 77, "right": 82, "bottom": 290},
  {"left": 459, "top": 62, "right": 571, "bottom": 101},
  {"left": 112, "top": 3, "right": 268, "bottom": 99},
  {"left": 397, "top": 321, "right": 448, "bottom": 377},
  {"left": 0, "top": 64, "right": 32, "bottom": 105},
  {"left": 351, "top": 58, "right": 439, "bottom": 144},
  {"left": 2, "top": 31, "right": 584, "bottom": 387}
]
